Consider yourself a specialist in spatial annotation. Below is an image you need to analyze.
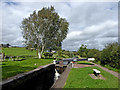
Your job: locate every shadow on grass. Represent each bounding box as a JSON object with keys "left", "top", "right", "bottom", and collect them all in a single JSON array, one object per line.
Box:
[
  {"left": 77, "top": 63, "right": 94, "bottom": 65},
  {"left": 14, "top": 59, "right": 26, "bottom": 61},
  {"left": 43, "top": 57, "right": 54, "bottom": 59}
]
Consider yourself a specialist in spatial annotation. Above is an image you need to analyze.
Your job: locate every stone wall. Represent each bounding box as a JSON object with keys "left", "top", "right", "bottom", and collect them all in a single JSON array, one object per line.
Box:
[{"left": 2, "top": 64, "right": 55, "bottom": 90}]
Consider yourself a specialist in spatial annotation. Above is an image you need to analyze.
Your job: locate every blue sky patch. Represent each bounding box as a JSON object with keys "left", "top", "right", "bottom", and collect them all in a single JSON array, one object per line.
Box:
[{"left": 5, "top": 2, "right": 19, "bottom": 6}]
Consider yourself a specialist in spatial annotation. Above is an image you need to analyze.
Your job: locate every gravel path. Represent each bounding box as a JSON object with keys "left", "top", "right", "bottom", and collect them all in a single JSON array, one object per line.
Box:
[
  {"left": 74, "top": 63, "right": 120, "bottom": 79},
  {"left": 93, "top": 63, "right": 120, "bottom": 79},
  {"left": 51, "top": 63, "right": 120, "bottom": 89},
  {"left": 75, "top": 62, "right": 120, "bottom": 79},
  {"left": 51, "top": 64, "right": 94, "bottom": 89},
  {"left": 74, "top": 64, "right": 95, "bottom": 68}
]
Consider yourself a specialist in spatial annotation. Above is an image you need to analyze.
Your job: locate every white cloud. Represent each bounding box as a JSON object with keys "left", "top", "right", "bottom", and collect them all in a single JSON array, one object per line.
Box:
[
  {"left": 65, "top": 20, "right": 117, "bottom": 40},
  {"left": 1, "top": 2, "right": 118, "bottom": 51},
  {"left": 66, "top": 31, "right": 82, "bottom": 40}
]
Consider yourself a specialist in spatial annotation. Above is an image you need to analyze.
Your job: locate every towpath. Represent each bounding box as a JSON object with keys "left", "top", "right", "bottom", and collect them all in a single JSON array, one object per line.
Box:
[{"left": 93, "top": 63, "right": 120, "bottom": 79}]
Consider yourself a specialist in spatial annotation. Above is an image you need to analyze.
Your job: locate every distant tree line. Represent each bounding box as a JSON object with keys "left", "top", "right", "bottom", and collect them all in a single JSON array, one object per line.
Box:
[{"left": 77, "top": 42, "right": 120, "bottom": 69}]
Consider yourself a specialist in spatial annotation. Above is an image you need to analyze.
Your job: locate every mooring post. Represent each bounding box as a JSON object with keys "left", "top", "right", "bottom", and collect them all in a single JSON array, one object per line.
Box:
[
  {"left": 70, "top": 61, "right": 74, "bottom": 67},
  {"left": 53, "top": 57, "right": 56, "bottom": 64}
]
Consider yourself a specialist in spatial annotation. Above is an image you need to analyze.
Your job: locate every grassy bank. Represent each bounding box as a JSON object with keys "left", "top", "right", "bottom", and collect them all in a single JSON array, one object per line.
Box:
[
  {"left": 102, "top": 64, "right": 120, "bottom": 73},
  {"left": 77, "top": 61, "right": 94, "bottom": 65},
  {"left": 64, "top": 66, "right": 118, "bottom": 88},
  {"left": 93, "top": 61, "right": 120, "bottom": 73},
  {"left": 2, "top": 58, "right": 53, "bottom": 79},
  {"left": 2, "top": 47, "right": 37, "bottom": 56}
]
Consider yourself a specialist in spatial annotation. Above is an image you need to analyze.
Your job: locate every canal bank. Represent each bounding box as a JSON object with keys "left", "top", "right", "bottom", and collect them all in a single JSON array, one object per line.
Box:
[
  {"left": 1, "top": 58, "right": 78, "bottom": 90},
  {"left": 2, "top": 64, "right": 55, "bottom": 90}
]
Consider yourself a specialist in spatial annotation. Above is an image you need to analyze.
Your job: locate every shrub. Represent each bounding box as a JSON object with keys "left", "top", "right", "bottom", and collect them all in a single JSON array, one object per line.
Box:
[{"left": 44, "top": 52, "right": 53, "bottom": 58}]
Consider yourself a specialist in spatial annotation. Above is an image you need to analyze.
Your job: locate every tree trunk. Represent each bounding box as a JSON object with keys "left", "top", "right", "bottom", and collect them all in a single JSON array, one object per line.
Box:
[
  {"left": 38, "top": 45, "right": 45, "bottom": 59},
  {"left": 38, "top": 50, "right": 42, "bottom": 59}
]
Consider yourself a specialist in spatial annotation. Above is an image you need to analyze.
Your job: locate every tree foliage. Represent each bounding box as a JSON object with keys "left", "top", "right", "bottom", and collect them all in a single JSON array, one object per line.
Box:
[
  {"left": 77, "top": 42, "right": 119, "bottom": 69},
  {"left": 44, "top": 52, "right": 53, "bottom": 58},
  {"left": 77, "top": 44, "right": 88, "bottom": 57},
  {"left": 87, "top": 49, "right": 101, "bottom": 58},
  {"left": 101, "top": 42, "right": 119, "bottom": 69},
  {"left": 20, "top": 6, "right": 69, "bottom": 58}
]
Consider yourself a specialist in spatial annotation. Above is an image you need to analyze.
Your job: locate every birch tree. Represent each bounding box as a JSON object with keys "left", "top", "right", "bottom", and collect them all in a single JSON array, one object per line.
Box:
[{"left": 20, "top": 6, "right": 69, "bottom": 59}]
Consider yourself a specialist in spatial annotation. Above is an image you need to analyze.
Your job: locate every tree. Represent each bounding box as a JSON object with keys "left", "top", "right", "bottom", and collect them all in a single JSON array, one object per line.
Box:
[
  {"left": 77, "top": 44, "right": 88, "bottom": 57},
  {"left": 20, "top": 6, "right": 69, "bottom": 58},
  {"left": 87, "top": 49, "right": 100, "bottom": 58},
  {"left": 44, "top": 52, "right": 53, "bottom": 58},
  {"left": 101, "top": 42, "right": 119, "bottom": 69}
]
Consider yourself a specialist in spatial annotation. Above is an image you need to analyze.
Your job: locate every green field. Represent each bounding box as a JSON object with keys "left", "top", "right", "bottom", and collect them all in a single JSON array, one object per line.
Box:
[
  {"left": 64, "top": 67, "right": 118, "bottom": 88},
  {"left": 2, "top": 58, "right": 53, "bottom": 79},
  {"left": 2, "top": 47, "right": 71, "bottom": 59},
  {"left": 2, "top": 47, "right": 37, "bottom": 56},
  {"left": 1, "top": 47, "right": 55, "bottom": 80}
]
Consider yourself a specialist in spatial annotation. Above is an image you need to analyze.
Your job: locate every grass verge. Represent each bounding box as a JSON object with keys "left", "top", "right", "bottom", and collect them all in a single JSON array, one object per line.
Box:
[
  {"left": 102, "top": 64, "right": 120, "bottom": 73},
  {"left": 77, "top": 61, "right": 94, "bottom": 65},
  {"left": 93, "top": 61, "right": 120, "bottom": 73},
  {"left": 2, "top": 58, "right": 53, "bottom": 80},
  {"left": 64, "top": 66, "right": 118, "bottom": 88}
]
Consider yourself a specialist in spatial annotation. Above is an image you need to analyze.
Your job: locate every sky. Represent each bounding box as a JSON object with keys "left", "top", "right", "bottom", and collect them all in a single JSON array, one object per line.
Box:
[{"left": 0, "top": 0, "right": 118, "bottom": 51}]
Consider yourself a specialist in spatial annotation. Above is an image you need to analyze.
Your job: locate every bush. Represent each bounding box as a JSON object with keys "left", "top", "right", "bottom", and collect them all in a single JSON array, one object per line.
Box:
[{"left": 44, "top": 52, "right": 53, "bottom": 58}]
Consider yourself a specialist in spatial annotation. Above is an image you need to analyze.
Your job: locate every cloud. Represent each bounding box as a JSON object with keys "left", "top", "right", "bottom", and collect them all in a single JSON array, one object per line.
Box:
[
  {"left": 66, "top": 31, "right": 82, "bottom": 40},
  {"left": 1, "top": 2, "right": 118, "bottom": 51},
  {"left": 63, "top": 19, "right": 118, "bottom": 51},
  {"left": 65, "top": 20, "right": 117, "bottom": 40},
  {"left": 62, "top": 2, "right": 118, "bottom": 51}
]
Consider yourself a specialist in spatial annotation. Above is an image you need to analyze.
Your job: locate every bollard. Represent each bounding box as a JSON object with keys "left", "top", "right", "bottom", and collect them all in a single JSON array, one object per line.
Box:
[
  {"left": 53, "top": 57, "right": 56, "bottom": 64},
  {"left": 70, "top": 61, "right": 74, "bottom": 67}
]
